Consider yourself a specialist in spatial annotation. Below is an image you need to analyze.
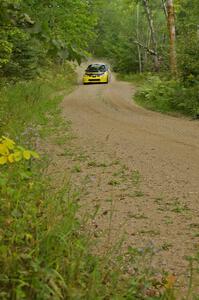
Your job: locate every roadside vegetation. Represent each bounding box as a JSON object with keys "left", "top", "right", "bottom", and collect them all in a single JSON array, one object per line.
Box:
[
  {"left": 120, "top": 73, "right": 199, "bottom": 117},
  {"left": 0, "top": 0, "right": 199, "bottom": 299},
  {"left": 135, "top": 76, "right": 199, "bottom": 117}
]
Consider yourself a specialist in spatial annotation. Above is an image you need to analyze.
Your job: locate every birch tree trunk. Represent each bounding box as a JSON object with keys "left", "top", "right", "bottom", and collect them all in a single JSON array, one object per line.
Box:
[
  {"left": 161, "top": 0, "right": 168, "bottom": 18},
  {"left": 142, "top": 0, "right": 159, "bottom": 71},
  {"left": 167, "top": 0, "right": 177, "bottom": 77},
  {"left": 136, "top": 4, "right": 142, "bottom": 73}
]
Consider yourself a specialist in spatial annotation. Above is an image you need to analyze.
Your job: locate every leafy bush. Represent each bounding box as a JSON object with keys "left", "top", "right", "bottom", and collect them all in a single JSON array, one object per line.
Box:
[
  {"left": 0, "top": 136, "right": 39, "bottom": 165},
  {"left": 135, "top": 75, "right": 199, "bottom": 117},
  {"left": 178, "top": 32, "right": 199, "bottom": 84}
]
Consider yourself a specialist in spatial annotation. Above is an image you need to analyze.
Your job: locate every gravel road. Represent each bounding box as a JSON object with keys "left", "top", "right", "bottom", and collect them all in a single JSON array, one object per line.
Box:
[{"left": 61, "top": 67, "right": 199, "bottom": 288}]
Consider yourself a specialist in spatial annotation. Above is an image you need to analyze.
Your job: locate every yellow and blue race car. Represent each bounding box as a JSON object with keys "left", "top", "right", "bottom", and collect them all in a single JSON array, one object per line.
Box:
[{"left": 83, "top": 63, "right": 110, "bottom": 84}]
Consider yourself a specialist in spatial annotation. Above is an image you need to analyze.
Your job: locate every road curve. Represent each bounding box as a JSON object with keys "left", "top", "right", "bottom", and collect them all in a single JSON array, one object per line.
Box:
[{"left": 61, "top": 68, "right": 199, "bottom": 287}]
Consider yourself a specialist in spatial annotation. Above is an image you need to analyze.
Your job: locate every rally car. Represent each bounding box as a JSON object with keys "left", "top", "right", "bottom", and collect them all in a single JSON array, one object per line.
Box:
[{"left": 83, "top": 63, "right": 110, "bottom": 84}]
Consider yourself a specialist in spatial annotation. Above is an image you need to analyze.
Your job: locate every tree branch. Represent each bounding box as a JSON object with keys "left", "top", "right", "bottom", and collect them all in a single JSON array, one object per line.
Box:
[{"left": 133, "top": 40, "right": 157, "bottom": 56}]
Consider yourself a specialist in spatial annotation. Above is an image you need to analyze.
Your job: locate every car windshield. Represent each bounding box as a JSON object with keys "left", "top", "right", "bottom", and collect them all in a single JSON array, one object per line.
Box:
[{"left": 86, "top": 64, "right": 106, "bottom": 72}]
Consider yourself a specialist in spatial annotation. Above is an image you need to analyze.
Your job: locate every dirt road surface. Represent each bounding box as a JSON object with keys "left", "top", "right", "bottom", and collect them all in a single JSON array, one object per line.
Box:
[{"left": 61, "top": 68, "right": 199, "bottom": 288}]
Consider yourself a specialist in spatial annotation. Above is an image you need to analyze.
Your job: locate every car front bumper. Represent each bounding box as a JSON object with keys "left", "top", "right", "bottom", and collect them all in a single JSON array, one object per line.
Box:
[{"left": 83, "top": 74, "right": 108, "bottom": 84}]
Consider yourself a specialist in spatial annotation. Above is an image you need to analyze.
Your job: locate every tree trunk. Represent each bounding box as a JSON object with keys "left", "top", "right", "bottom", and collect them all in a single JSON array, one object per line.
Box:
[
  {"left": 136, "top": 4, "right": 142, "bottom": 73},
  {"left": 142, "top": 0, "right": 159, "bottom": 71},
  {"left": 167, "top": 0, "right": 177, "bottom": 77},
  {"left": 161, "top": 0, "right": 168, "bottom": 18}
]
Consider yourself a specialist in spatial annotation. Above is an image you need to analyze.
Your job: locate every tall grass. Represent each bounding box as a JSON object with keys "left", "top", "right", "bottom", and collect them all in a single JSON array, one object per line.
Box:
[{"left": 0, "top": 63, "right": 75, "bottom": 140}]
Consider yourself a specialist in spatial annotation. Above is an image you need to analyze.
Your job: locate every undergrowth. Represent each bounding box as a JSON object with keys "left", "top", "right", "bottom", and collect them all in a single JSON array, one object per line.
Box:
[
  {"left": 118, "top": 73, "right": 148, "bottom": 86},
  {"left": 136, "top": 76, "right": 199, "bottom": 117},
  {"left": 119, "top": 73, "right": 199, "bottom": 118}
]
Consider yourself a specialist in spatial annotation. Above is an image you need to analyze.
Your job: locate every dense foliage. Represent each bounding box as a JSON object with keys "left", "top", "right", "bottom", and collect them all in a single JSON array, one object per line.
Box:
[
  {"left": 92, "top": 0, "right": 167, "bottom": 73},
  {"left": 91, "top": 0, "right": 199, "bottom": 117},
  {"left": 92, "top": 0, "right": 199, "bottom": 77},
  {"left": 135, "top": 75, "right": 199, "bottom": 116},
  {"left": 1, "top": 0, "right": 198, "bottom": 85},
  {"left": 0, "top": 0, "right": 99, "bottom": 80}
]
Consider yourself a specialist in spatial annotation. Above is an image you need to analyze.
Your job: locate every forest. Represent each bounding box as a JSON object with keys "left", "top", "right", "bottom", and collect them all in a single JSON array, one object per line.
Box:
[
  {"left": 0, "top": 0, "right": 199, "bottom": 299},
  {"left": 1, "top": 0, "right": 199, "bottom": 116}
]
